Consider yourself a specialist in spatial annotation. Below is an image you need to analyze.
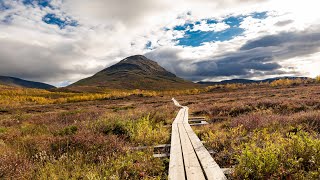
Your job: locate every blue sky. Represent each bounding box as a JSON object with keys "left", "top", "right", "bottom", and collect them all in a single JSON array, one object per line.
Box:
[
  {"left": 0, "top": 0, "right": 319, "bottom": 86},
  {"left": 172, "top": 12, "right": 267, "bottom": 47},
  {"left": 42, "top": 13, "right": 77, "bottom": 29}
]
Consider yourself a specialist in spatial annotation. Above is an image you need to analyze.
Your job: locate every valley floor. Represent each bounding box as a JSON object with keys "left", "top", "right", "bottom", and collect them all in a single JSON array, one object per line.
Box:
[{"left": 0, "top": 84, "right": 319, "bottom": 179}]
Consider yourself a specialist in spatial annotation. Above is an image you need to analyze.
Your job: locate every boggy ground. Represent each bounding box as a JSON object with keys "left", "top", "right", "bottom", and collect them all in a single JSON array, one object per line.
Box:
[{"left": 0, "top": 83, "right": 320, "bottom": 179}]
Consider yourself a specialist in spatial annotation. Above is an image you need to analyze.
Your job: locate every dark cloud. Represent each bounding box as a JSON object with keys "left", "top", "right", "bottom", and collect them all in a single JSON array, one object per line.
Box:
[
  {"left": 146, "top": 26, "right": 320, "bottom": 81},
  {"left": 240, "top": 30, "right": 320, "bottom": 50},
  {"left": 188, "top": 48, "right": 284, "bottom": 80},
  {"left": 274, "top": 20, "right": 294, "bottom": 27},
  {"left": 145, "top": 47, "right": 285, "bottom": 81},
  {"left": 0, "top": 38, "right": 104, "bottom": 84}
]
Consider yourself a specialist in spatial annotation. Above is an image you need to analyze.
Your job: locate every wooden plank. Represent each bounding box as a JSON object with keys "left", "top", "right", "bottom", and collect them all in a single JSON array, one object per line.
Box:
[
  {"left": 130, "top": 144, "right": 171, "bottom": 151},
  {"left": 190, "top": 122, "right": 209, "bottom": 126},
  {"left": 179, "top": 124, "right": 206, "bottom": 180},
  {"left": 168, "top": 109, "right": 185, "bottom": 180},
  {"left": 153, "top": 153, "right": 170, "bottom": 158},
  {"left": 153, "top": 150, "right": 217, "bottom": 158},
  {"left": 172, "top": 98, "right": 183, "bottom": 107},
  {"left": 179, "top": 108, "right": 206, "bottom": 180},
  {"left": 154, "top": 144, "right": 171, "bottom": 149},
  {"left": 169, "top": 99, "right": 227, "bottom": 180},
  {"left": 189, "top": 116, "right": 206, "bottom": 119},
  {"left": 189, "top": 119, "right": 204, "bottom": 123},
  {"left": 184, "top": 123, "right": 227, "bottom": 180}
]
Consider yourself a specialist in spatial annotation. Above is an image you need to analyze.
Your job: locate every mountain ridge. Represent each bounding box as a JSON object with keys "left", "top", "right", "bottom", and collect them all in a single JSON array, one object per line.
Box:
[
  {"left": 0, "top": 76, "right": 55, "bottom": 89},
  {"left": 198, "top": 77, "right": 311, "bottom": 85},
  {"left": 69, "top": 55, "right": 199, "bottom": 90}
]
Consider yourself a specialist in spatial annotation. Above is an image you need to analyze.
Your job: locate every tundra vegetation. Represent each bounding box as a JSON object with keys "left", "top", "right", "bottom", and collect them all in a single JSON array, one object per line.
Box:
[{"left": 0, "top": 77, "right": 319, "bottom": 179}]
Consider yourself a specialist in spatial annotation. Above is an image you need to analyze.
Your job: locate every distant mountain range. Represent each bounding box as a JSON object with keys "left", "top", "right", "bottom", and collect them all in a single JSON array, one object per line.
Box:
[
  {"left": 0, "top": 56, "right": 313, "bottom": 91},
  {"left": 198, "top": 77, "right": 311, "bottom": 85},
  {"left": 69, "top": 55, "right": 199, "bottom": 90},
  {"left": 0, "top": 76, "right": 55, "bottom": 89}
]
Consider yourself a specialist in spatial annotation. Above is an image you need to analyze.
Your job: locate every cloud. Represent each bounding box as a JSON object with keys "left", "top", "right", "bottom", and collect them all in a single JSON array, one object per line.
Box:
[
  {"left": 62, "top": 0, "right": 269, "bottom": 26},
  {"left": 192, "top": 21, "right": 230, "bottom": 32},
  {"left": 0, "top": 36, "right": 105, "bottom": 85},
  {"left": 146, "top": 26, "right": 320, "bottom": 81},
  {"left": 274, "top": 20, "right": 294, "bottom": 27},
  {"left": 0, "top": 0, "right": 319, "bottom": 86},
  {"left": 146, "top": 46, "right": 284, "bottom": 81},
  {"left": 240, "top": 29, "right": 320, "bottom": 52}
]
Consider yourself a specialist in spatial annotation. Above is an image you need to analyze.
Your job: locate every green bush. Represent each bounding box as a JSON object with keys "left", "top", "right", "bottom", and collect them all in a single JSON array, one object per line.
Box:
[
  {"left": 234, "top": 130, "right": 320, "bottom": 179},
  {"left": 97, "top": 115, "right": 169, "bottom": 145},
  {"left": 127, "top": 115, "right": 169, "bottom": 145},
  {"left": 316, "top": 76, "right": 320, "bottom": 83},
  {"left": 100, "top": 120, "right": 129, "bottom": 136},
  {"left": 0, "top": 127, "right": 7, "bottom": 134}
]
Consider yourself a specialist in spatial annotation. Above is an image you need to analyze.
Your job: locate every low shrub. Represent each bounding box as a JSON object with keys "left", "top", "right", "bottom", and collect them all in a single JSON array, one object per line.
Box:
[
  {"left": 127, "top": 115, "right": 169, "bottom": 145},
  {"left": 316, "top": 76, "right": 320, "bottom": 83},
  {"left": 0, "top": 127, "right": 7, "bottom": 134},
  {"left": 96, "top": 115, "right": 169, "bottom": 145},
  {"left": 234, "top": 130, "right": 320, "bottom": 179},
  {"left": 100, "top": 120, "right": 129, "bottom": 137}
]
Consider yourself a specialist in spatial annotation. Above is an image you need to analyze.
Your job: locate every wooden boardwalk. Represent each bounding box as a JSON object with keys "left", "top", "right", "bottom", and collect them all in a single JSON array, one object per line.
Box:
[{"left": 169, "top": 98, "right": 227, "bottom": 180}]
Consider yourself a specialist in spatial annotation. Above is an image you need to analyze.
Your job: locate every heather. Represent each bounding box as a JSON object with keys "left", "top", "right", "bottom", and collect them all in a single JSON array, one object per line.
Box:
[{"left": 1, "top": 81, "right": 320, "bottom": 179}]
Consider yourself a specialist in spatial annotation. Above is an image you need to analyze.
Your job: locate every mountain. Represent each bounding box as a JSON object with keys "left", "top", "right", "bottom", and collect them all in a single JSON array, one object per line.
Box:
[
  {"left": 70, "top": 55, "right": 199, "bottom": 90},
  {"left": 0, "top": 76, "right": 55, "bottom": 89},
  {"left": 198, "top": 79, "right": 256, "bottom": 85},
  {"left": 198, "top": 77, "right": 310, "bottom": 85}
]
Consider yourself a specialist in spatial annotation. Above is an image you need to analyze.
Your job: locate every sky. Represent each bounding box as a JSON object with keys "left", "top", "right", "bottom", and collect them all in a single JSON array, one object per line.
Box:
[{"left": 0, "top": 0, "right": 320, "bottom": 87}]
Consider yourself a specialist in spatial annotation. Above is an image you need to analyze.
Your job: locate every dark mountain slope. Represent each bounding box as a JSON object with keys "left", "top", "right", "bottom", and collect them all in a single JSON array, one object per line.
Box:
[
  {"left": 0, "top": 76, "right": 55, "bottom": 89},
  {"left": 70, "top": 55, "right": 199, "bottom": 90},
  {"left": 198, "top": 77, "right": 311, "bottom": 85}
]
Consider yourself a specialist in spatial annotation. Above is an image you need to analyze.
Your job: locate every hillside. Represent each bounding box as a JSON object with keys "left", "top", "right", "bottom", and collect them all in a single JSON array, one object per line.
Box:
[
  {"left": 70, "top": 55, "right": 199, "bottom": 90},
  {"left": 198, "top": 77, "right": 311, "bottom": 85},
  {"left": 0, "top": 76, "right": 55, "bottom": 89}
]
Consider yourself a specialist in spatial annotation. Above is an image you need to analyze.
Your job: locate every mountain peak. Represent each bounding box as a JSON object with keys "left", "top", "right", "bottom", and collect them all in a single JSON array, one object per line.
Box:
[
  {"left": 106, "top": 55, "right": 175, "bottom": 78},
  {"left": 121, "top": 55, "right": 148, "bottom": 62},
  {"left": 70, "top": 55, "right": 199, "bottom": 90}
]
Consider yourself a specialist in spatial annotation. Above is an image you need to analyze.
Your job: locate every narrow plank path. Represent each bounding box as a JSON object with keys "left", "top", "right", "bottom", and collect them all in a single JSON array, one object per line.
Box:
[{"left": 169, "top": 98, "right": 227, "bottom": 180}]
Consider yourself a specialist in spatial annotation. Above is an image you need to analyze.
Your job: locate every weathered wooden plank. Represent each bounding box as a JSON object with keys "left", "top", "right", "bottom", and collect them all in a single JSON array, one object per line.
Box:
[
  {"left": 153, "top": 153, "right": 170, "bottom": 158},
  {"left": 130, "top": 144, "right": 171, "bottom": 151},
  {"left": 154, "top": 144, "right": 171, "bottom": 149},
  {"left": 172, "top": 98, "right": 183, "bottom": 107},
  {"left": 179, "top": 108, "right": 206, "bottom": 180},
  {"left": 168, "top": 109, "right": 185, "bottom": 180},
  {"left": 184, "top": 123, "right": 227, "bottom": 180},
  {"left": 188, "top": 119, "right": 205, "bottom": 123},
  {"left": 169, "top": 99, "right": 227, "bottom": 180},
  {"left": 179, "top": 124, "right": 206, "bottom": 180},
  {"left": 189, "top": 116, "right": 206, "bottom": 119},
  {"left": 189, "top": 121, "right": 209, "bottom": 126}
]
